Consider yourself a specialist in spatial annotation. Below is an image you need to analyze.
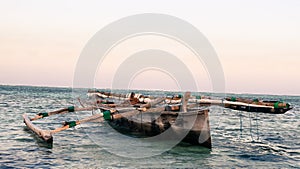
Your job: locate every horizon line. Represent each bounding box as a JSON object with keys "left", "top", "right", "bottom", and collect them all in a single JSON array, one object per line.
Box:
[{"left": 1, "top": 83, "right": 299, "bottom": 97}]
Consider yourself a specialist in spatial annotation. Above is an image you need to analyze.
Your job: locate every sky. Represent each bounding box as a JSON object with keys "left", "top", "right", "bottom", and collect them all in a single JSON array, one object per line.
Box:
[{"left": 0, "top": 0, "right": 299, "bottom": 95}]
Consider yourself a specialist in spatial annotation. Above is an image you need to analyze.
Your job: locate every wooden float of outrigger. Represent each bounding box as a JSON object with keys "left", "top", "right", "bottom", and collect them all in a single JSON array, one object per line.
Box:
[{"left": 23, "top": 90, "right": 292, "bottom": 148}]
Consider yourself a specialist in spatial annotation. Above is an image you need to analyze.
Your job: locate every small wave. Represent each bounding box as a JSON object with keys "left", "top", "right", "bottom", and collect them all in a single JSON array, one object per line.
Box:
[{"left": 0, "top": 103, "right": 9, "bottom": 107}]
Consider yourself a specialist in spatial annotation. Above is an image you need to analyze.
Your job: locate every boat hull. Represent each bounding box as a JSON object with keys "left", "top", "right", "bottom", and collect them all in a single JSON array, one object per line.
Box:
[
  {"left": 108, "top": 109, "right": 212, "bottom": 148},
  {"left": 224, "top": 104, "right": 292, "bottom": 114}
]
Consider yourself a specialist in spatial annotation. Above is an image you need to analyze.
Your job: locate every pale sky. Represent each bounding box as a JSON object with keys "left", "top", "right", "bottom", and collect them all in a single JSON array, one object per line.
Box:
[{"left": 0, "top": 0, "right": 299, "bottom": 95}]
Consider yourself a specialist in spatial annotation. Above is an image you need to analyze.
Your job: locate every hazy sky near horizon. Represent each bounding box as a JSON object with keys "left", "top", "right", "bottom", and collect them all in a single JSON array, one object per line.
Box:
[{"left": 0, "top": 0, "right": 299, "bottom": 95}]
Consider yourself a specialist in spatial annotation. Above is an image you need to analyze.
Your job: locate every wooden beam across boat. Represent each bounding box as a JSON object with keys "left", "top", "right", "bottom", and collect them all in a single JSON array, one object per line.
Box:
[{"left": 87, "top": 90, "right": 292, "bottom": 114}]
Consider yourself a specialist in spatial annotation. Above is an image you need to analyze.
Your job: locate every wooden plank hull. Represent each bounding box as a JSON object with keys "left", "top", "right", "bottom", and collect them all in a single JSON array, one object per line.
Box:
[
  {"left": 108, "top": 109, "right": 212, "bottom": 148},
  {"left": 194, "top": 99, "right": 292, "bottom": 114},
  {"left": 224, "top": 104, "right": 292, "bottom": 114},
  {"left": 23, "top": 114, "right": 53, "bottom": 143}
]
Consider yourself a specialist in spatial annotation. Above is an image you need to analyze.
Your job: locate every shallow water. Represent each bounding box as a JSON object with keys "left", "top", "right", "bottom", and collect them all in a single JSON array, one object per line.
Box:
[{"left": 0, "top": 85, "right": 299, "bottom": 168}]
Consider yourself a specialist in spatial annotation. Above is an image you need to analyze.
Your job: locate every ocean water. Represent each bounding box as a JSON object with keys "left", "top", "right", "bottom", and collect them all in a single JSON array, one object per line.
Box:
[{"left": 0, "top": 85, "right": 299, "bottom": 168}]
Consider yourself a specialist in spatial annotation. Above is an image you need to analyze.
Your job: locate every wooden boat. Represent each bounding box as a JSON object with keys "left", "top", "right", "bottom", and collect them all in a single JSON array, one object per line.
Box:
[
  {"left": 23, "top": 90, "right": 293, "bottom": 148},
  {"left": 23, "top": 109, "right": 211, "bottom": 148},
  {"left": 23, "top": 91, "right": 212, "bottom": 148},
  {"left": 108, "top": 108, "right": 211, "bottom": 148}
]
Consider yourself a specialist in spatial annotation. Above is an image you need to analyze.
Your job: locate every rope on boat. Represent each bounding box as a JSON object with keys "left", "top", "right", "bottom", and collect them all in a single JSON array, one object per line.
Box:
[
  {"left": 255, "top": 112, "right": 260, "bottom": 141},
  {"left": 239, "top": 111, "right": 243, "bottom": 139},
  {"left": 63, "top": 121, "right": 77, "bottom": 128},
  {"left": 102, "top": 110, "right": 112, "bottom": 120},
  {"left": 77, "top": 98, "right": 85, "bottom": 108},
  {"left": 214, "top": 109, "right": 223, "bottom": 130},
  {"left": 248, "top": 111, "right": 254, "bottom": 142},
  {"left": 140, "top": 109, "right": 143, "bottom": 132},
  {"left": 214, "top": 99, "right": 225, "bottom": 130},
  {"left": 67, "top": 106, "right": 75, "bottom": 112}
]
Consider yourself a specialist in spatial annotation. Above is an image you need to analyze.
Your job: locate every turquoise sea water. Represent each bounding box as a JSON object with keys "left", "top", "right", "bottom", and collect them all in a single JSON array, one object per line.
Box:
[{"left": 0, "top": 85, "right": 299, "bottom": 168}]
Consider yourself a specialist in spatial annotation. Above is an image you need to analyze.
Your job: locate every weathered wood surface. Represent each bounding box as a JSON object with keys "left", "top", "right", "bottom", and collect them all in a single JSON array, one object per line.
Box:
[
  {"left": 108, "top": 109, "right": 212, "bottom": 148},
  {"left": 23, "top": 114, "right": 53, "bottom": 143}
]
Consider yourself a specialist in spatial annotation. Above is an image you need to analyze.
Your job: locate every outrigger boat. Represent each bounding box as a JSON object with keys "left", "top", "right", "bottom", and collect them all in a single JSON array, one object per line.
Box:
[
  {"left": 23, "top": 92, "right": 212, "bottom": 148},
  {"left": 23, "top": 90, "right": 292, "bottom": 148}
]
